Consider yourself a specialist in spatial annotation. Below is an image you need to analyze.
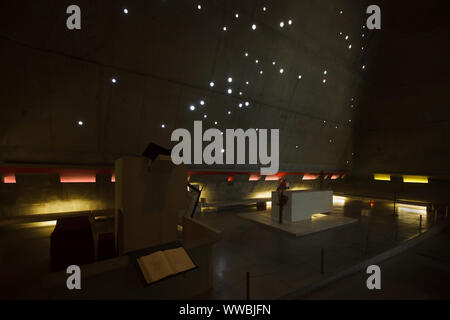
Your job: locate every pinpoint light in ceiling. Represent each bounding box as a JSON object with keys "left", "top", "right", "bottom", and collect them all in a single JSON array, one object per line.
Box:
[
  {"left": 279, "top": 68, "right": 284, "bottom": 74},
  {"left": 161, "top": 124, "right": 165, "bottom": 128},
  {"left": 245, "top": 101, "right": 250, "bottom": 106},
  {"left": 246, "top": 81, "right": 249, "bottom": 85},
  {"left": 362, "top": 65, "right": 366, "bottom": 70},
  {"left": 348, "top": 44, "right": 352, "bottom": 49},
  {"left": 340, "top": 10, "right": 343, "bottom": 14},
  {"left": 235, "top": 13, "right": 239, "bottom": 18},
  {"left": 227, "top": 77, "right": 233, "bottom": 83},
  {"left": 123, "top": 8, "right": 128, "bottom": 14},
  {"left": 228, "top": 111, "right": 231, "bottom": 115},
  {"left": 324, "top": 70, "right": 327, "bottom": 75},
  {"left": 239, "top": 91, "right": 243, "bottom": 95},
  {"left": 362, "top": 33, "right": 365, "bottom": 38},
  {"left": 223, "top": 26, "right": 227, "bottom": 31},
  {"left": 296, "top": 145, "right": 299, "bottom": 149},
  {"left": 239, "top": 103, "right": 243, "bottom": 108},
  {"left": 255, "top": 59, "right": 259, "bottom": 64},
  {"left": 272, "top": 61, "right": 276, "bottom": 65},
  {"left": 244, "top": 52, "right": 249, "bottom": 57},
  {"left": 197, "top": 4, "right": 202, "bottom": 10},
  {"left": 260, "top": 70, "right": 263, "bottom": 74},
  {"left": 227, "top": 88, "right": 232, "bottom": 94},
  {"left": 280, "top": 21, "right": 285, "bottom": 28},
  {"left": 362, "top": 46, "right": 364, "bottom": 50},
  {"left": 190, "top": 105, "right": 196, "bottom": 111},
  {"left": 77, "top": 120, "right": 84, "bottom": 126},
  {"left": 200, "top": 100, "right": 205, "bottom": 105},
  {"left": 263, "top": 7, "right": 267, "bottom": 12},
  {"left": 251, "top": 24, "right": 257, "bottom": 30},
  {"left": 345, "top": 35, "right": 349, "bottom": 40},
  {"left": 203, "top": 114, "right": 207, "bottom": 118},
  {"left": 323, "top": 79, "right": 327, "bottom": 83},
  {"left": 288, "top": 19, "right": 293, "bottom": 25},
  {"left": 298, "top": 75, "right": 302, "bottom": 79},
  {"left": 111, "top": 78, "right": 117, "bottom": 84},
  {"left": 221, "top": 149, "right": 225, "bottom": 153},
  {"left": 209, "top": 81, "right": 215, "bottom": 87},
  {"left": 214, "top": 121, "right": 218, "bottom": 125}
]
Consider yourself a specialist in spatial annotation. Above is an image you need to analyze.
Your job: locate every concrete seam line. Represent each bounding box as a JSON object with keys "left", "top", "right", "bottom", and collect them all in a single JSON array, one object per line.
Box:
[{"left": 279, "top": 223, "right": 448, "bottom": 300}]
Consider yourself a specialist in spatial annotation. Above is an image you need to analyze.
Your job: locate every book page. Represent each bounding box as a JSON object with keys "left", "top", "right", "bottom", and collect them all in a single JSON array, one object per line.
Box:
[
  {"left": 138, "top": 250, "right": 175, "bottom": 284},
  {"left": 163, "top": 247, "right": 196, "bottom": 274}
]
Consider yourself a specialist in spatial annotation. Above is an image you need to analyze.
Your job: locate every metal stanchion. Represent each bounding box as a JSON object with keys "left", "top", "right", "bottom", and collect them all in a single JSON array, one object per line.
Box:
[
  {"left": 321, "top": 248, "right": 324, "bottom": 274},
  {"left": 393, "top": 192, "right": 397, "bottom": 216},
  {"left": 246, "top": 272, "right": 250, "bottom": 300},
  {"left": 419, "top": 215, "right": 422, "bottom": 233}
]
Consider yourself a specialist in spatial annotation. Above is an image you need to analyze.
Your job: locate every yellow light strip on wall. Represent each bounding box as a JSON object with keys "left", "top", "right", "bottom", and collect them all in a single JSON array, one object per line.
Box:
[
  {"left": 373, "top": 173, "right": 391, "bottom": 181},
  {"left": 332, "top": 196, "right": 346, "bottom": 206},
  {"left": 397, "top": 204, "right": 427, "bottom": 215},
  {"left": 402, "top": 175, "right": 428, "bottom": 184}
]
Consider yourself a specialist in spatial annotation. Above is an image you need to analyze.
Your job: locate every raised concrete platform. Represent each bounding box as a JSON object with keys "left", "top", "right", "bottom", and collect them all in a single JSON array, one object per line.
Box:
[{"left": 239, "top": 211, "right": 357, "bottom": 237}]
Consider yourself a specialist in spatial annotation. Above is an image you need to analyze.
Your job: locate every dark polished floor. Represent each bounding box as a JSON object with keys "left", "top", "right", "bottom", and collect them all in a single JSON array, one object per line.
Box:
[
  {"left": 303, "top": 231, "right": 450, "bottom": 299},
  {"left": 0, "top": 195, "right": 444, "bottom": 299}
]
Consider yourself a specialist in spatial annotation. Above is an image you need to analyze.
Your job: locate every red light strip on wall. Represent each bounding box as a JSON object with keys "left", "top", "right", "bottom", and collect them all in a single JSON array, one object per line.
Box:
[
  {"left": 2, "top": 174, "right": 16, "bottom": 184},
  {"left": 249, "top": 174, "right": 261, "bottom": 181},
  {"left": 302, "top": 174, "right": 319, "bottom": 180},
  {"left": 59, "top": 173, "right": 96, "bottom": 183}
]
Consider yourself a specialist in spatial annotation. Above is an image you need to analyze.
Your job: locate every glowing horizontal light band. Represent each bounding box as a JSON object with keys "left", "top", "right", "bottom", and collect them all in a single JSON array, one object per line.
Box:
[
  {"left": 331, "top": 174, "right": 340, "bottom": 180},
  {"left": 398, "top": 204, "right": 427, "bottom": 215},
  {"left": 265, "top": 175, "right": 280, "bottom": 181},
  {"left": 60, "top": 174, "right": 96, "bottom": 183},
  {"left": 373, "top": 173, "right": 391, "bottom": 181},
  {"left": 249, "top": 174, "right": 261, "bottom": 181},
  {"left": 303, "top": 174, "right": 319, "bottom": 180},
  {"left": 3, "top": 174, "right": 16, "bottom": 183},
  {"left": 402, "top": 175, "right": 428, "bottom": 184},
  {"left": 111, "top": 174, "right": 116, "bottom": 183},
  {"left": 333, "top": 195, "right": 346, "bottom": 205}
]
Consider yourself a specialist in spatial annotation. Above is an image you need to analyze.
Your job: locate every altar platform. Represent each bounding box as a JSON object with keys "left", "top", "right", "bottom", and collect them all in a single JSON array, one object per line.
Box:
[{"left": 239, "top": 211, "right": 357, "bottom": 237}]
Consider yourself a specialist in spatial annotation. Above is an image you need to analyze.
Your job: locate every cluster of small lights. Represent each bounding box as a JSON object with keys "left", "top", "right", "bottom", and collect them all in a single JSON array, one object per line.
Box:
[
  {"left": 279, "top": 19, "right": 293, "bottom": 28},
  {"left": 186, "top": 4, "right": 361, "bottom": 150}
]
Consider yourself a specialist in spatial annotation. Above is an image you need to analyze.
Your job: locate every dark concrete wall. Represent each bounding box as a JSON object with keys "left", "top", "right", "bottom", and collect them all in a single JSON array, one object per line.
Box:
[
  {"left": 0, "top": 0, "right": 373, "bottom": 172},
  {"left": 0, "top": 173, "right": 113, "bottom": 218},
  {"left": 0, "top": 0, "right": 378, "bottom": 216},
  {"left": 353, "top": 1, "right": 450, "bottom": 176}
]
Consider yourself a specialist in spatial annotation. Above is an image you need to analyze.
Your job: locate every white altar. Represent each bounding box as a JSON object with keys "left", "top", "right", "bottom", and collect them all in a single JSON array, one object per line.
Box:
[{"left": 271, "top": 190, "right": 333, "bottom": 223}]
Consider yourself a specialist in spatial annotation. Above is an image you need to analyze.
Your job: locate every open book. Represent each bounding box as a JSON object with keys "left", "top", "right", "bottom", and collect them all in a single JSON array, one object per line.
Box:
[{"left": 137, "top": 247, "right": 196, "bottom": 285}]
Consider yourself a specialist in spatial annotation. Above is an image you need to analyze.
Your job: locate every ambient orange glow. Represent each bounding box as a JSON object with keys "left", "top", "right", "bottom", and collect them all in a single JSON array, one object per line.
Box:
[
  {"left": 249, "top": 174, "right": 261, "bottom": 181},
  {"left": 60, "top": 174, "right": 96, "bottom": 183},
  {"left": 303, "top": 173, "right": 319, "bottom": 180},
  {"left": 2, "top": 174, "right": 16, "bottom": 184}
]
